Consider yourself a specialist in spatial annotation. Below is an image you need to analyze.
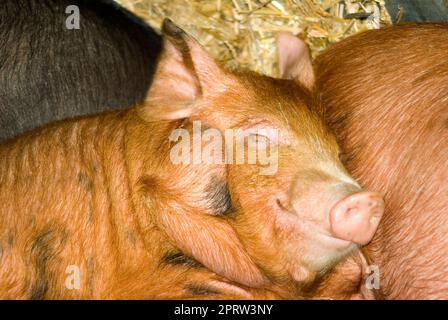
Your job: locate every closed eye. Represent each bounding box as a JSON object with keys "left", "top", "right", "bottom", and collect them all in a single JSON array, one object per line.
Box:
[{"left": 246, "top": 127, "right": 290, "bottom": 146}]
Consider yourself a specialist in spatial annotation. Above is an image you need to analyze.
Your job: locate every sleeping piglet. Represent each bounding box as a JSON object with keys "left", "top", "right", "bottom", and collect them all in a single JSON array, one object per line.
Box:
[{"left": 0, "top": 20, "right": 383, "bottom": 299}]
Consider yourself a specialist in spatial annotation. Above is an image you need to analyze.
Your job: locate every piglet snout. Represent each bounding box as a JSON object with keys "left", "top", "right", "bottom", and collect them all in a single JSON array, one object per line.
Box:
[{"left": 329, "top": 192, "right": 384, "bottom": 245}]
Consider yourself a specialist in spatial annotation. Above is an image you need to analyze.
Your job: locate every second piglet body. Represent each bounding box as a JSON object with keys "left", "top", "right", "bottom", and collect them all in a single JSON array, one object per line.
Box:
[
  {"left": 277, "top": 23, "right": 448, "bottom": 299},
  {"left": 312, "top": 23, "right": 448, "bottom": 300},
  {"left": 0, "top": 21, "right": 384, "bottom": 299}
]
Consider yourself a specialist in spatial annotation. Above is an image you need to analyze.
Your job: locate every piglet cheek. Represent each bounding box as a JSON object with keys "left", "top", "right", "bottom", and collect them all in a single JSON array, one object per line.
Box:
[{"left": 329, "top": 192, "right": 384, "bottom": 245}]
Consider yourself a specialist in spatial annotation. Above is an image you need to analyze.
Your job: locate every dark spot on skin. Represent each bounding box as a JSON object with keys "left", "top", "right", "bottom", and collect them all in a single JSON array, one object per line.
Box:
[
  {"left": 160, "top": 251, "right": 203, "bottom": 269},
  {"left": 29, "top": 278, "right": 49, "bottom": 300},
  {"left": 87, "top": 207, "right": 94, "bottom": 223},
  {"left": 7, "top": 233, "right": 14, "bottom": 247},
  {"left": 87, "top": 256, "right": 95, "bottom": 294},
  {"left": 0, "top": 245, "right": 3, "bottom": 260},
  {"left": 205, "top": 177, "right": 233, "bottom": 216},
  {"left": 126, "top": 231, "right": 136, "bottom": 247},
  {"left": 27, "top": 227, "right": 66, "bottom": 300},
  {"left": 28, "top": 231, "right": 54, "bottom": 300},
  {"left": 78, "top": 172, "right": 93, "bottom": 192},
  {"left": 91, "top": 162, "right": 99, "bottom": 173},
  {"left": 138, "top": 175, "right": 158, "bottom": 193},
  {"left": 62, "top": 229, "right": 70, "bottom": 245},
  {"left": 185, "top": 283, "right": 219, "bottom": 296},
  {"left": 29, "top": 280, "right": 48, "bottom": 300}
]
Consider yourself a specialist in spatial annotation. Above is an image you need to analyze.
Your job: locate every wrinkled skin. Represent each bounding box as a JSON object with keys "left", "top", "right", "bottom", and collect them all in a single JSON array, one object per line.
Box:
[
  {"left": 0, "top": 21, "right": 383, "bottom": 299},
  {"left": 277, "top": 23, "right": 448, "bottom": 299}
]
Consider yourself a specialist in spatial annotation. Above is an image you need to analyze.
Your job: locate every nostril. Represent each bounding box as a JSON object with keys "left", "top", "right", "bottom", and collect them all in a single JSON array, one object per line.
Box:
[
  {"left": 329, "top": 191, "right": 384, "bottom": 245},
  {"left": 347, "top": 207, "right": 358, "bottom": 216}
]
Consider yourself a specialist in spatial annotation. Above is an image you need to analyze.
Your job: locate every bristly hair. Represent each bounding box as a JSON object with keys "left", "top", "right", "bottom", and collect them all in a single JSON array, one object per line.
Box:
[{"left": 205, "top": 176, "right": 233, "bottom": 216}]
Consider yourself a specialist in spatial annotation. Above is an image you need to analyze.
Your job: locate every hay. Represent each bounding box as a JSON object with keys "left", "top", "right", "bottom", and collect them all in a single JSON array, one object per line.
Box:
[{"left": 116, "top": 0, "right": 391, "bottom": 76}]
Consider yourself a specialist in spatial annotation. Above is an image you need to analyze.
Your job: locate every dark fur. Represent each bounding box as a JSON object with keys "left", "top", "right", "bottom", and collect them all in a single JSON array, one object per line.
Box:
[
  {"left": 0, "top": 0, "right": 161, "bottom": 142},
  {"left": 205, "top": 177, "right": 233, "bottom": 216},
  {"left": 161, "top": 251, "right": 204, "bottom": 269},
  {"left": 184, "top": 283, "right": 219, "bottom": 296},
  {"left": 27, "top": 231, "right": 54, "bottom": 299}
]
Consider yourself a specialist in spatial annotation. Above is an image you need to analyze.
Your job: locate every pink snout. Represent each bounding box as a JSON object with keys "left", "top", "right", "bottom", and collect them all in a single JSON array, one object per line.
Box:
[{"left": 329, "top": 192, "right": 384, "bottom": 245}]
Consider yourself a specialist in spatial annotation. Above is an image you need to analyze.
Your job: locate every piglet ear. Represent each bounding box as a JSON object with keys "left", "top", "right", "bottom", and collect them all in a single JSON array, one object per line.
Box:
[
  {"left": 277, "top": 32, "right": 315, "bottom": 90},
  {"left": 142, "top": 19, "right": 225, "bottom": 121}
]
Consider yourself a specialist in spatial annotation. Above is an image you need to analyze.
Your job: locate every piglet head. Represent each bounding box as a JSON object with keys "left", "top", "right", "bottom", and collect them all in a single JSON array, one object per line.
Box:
[{"left": 140, "top": 20, "right": 383, "bottom": 292}]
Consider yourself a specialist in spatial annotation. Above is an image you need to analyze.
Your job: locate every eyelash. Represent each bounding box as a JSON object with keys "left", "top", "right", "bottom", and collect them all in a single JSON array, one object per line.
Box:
[{"left": 246, "top": 129, "right": 290, "bottom": 146}]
